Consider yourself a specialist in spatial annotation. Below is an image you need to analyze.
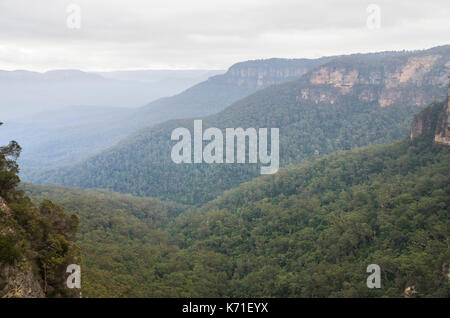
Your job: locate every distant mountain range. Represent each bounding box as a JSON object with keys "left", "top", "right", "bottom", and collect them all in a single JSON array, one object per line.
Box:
[
  {"left": 31, "top": 46, "right": 450, "bottom": 204},
  {"left": 1, "top": 57, "right": 332, "bottom": 173},
  {"left": 96, "top": 69, "right": 223, "bottom": 84},
  {"left": 2, "top": 45, "right": 449, "bottom": 299},
  {"left": 0, "top": 69, "right": 224, "bottom": 120}
]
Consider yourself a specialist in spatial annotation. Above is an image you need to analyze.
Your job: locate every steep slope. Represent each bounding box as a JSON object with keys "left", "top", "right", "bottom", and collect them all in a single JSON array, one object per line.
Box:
[
  {"left": 132, "top": 57, "right": 335, "bottom": 126},
  {"left": 25, "top": 100, "right": 450, "bottom": 297},
  {"left": 433, "top": 85, "right": 450, "bottom": 146},
  {"left": 22, "top": 184, "right": 186, "bottom": 298},
  {"left": 8, "top": 58, "right": 330, "bottom": 177},
  {"left": 182, "top": 101, "right": 449, "bottom": 297},
  {"left": 0, "top": 126, "right": 80, "bottom": 298},
  {"left": 36, "top": 46, "right": 450, "bottom": 204},
  {"left": 410, "top": 84, "right": 450, "bottom": 147}
]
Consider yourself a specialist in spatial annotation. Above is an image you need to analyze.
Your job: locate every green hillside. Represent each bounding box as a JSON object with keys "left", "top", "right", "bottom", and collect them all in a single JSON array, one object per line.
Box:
[
  {"left": 10, "top": 57, "right": 330, "bottom": 179},
  {"left": 24, "top": 100, "right": 450, "bottom": 297},
  {"left": 133, "top": 57, "right": 335, "bottom": 126},
  {"left": 35, "top": 46, "right": 450, "bottom": 204},
  {"left": 193, "top": 137, "right": 449, "bottom": 297},
  {"left": 0, "top": 123, "right": 80, "bottom": 298},
  {"left": 22, "top": 184, "right": 185, "bottom": 297}
]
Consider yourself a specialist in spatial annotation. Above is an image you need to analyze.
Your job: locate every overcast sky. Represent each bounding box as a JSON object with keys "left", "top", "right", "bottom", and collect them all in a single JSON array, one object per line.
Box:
[{"left": 0, "top": 0, "right": 449, "bottom": 71}]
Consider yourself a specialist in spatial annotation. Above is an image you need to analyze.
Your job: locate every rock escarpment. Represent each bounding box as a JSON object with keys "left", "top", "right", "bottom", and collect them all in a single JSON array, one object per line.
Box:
[
  {"left": 433, "top": 85, "right": 450, "bottom": 146},
  {"left": 0, "top": 193, "right": 81, "bottom": 298},
  {"left": 225, "top": 57, "right": 333, "bottom": 88},
  {"left": 410, "top": 83, "right": 450, "bottom": 145},
  {"left": 297, "top": 46, "right": 450, "bottom": 108},
  {"left": 0, "top": 197, "right": 45, "bottom": 298}
]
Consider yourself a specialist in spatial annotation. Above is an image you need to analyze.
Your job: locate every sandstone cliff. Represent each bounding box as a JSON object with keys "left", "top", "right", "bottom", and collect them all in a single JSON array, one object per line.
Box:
[
  {"left": 224, "top": 57, "right": 333, "bottom": 88},
  {"left": 410, "top": 84, "right": 450, "bottom": 145},
  {"left": 0, "top": 197, "right": 45, "bottom": 298},
  {"left": 0, "top": 194, "right": 80, "bottom": 298},
  {"left": 296, "top": 46, "right": 450, "bottom": 108},
  {"left": 433, "top": 85, "right": 450, "bottom": 146}
]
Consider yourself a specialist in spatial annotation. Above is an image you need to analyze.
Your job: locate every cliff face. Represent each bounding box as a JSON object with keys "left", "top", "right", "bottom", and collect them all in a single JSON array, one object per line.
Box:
[
  {"left": 136, "top": 57, "right": 334, "bottom": 128},
  {"left": 434, "top": 86, "right": 450, "bottom": 146},
  {"left": 224, "top": 57, "right": 333, "bottom": 88},
  {"left": 296, "top": 46, "right": 450, "bottom": 108},
  {"left": 410, "top": 85, "right": 450, "bottom": 145},
  {"left": 0, "top": 264, "right": 46, "bottom": 298},
  {"left": 0, "top": 197, "right": 45, "bottom": 298},
  {"left": 410, "top": 102, "right": 442, "bottom": 139},
  {"left": 0, "top": 194, "right": 80, "bottom": 298}
]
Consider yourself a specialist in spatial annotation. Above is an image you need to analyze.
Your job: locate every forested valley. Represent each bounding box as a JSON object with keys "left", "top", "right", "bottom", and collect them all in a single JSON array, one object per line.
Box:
[
  {"left": 1, "top": 46, "right": 449, "bottom": 298},
  {"left": 33, "top": 46, "right": 450, "bottom": 205},
  {"left": 21, "top": 100, "right": 450, "bottom": 297}
]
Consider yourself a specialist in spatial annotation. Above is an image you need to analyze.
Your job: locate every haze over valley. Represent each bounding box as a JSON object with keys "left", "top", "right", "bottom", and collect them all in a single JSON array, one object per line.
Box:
[{"left": 0, "top": 0, "right": 449, "bottom": 301}]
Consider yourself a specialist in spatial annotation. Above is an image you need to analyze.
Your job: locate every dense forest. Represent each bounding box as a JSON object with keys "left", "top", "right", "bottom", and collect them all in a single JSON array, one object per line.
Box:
[
  {"left": 32, "top": 46, "right": 450, "bottom": 205},
  {"left": 23, "top": 101, "right": 450, "bottom": 297},
  {"left": 0, "top": 122, "right": 80, "bottom": 297},
  {"left": 5, "top": 57, "right": 329, "bottom": 178},
  {"left": 23, "top": 185, "right": 186, "bottom": 297},
  {"left": 1, "top": 46, "right": 448, "bottom": 298}
]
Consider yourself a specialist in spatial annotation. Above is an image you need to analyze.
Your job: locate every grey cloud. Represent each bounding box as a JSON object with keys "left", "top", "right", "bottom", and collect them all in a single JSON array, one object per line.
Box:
[{"left": 0, "top": 0, "right": 448, "bottom": 71}]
